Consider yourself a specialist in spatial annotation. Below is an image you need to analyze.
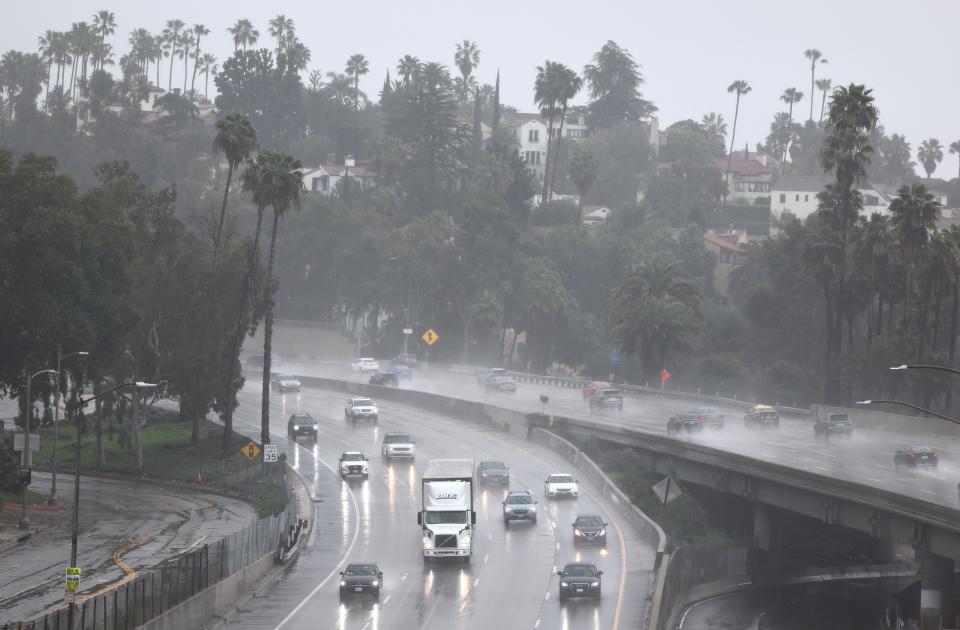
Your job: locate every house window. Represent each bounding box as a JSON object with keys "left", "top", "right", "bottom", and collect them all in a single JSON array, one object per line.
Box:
[
  {"left": 804, "top": 194, "right": 809, "bottom": 202},
  {"left": 311, "top": 176, "right": 329, "bottom": 192},
  {"left": 779, "top": 194, "right": 786, "bottom": 203},
  {"left": 528, "top": 129, "right": 540, "bottom": 142},
  {"left": 795, "top": 194, "right": 800, "bottom": 202},
  {"left": 524, "top": 151, "right": 542, "bottom": 165},
  {"left": 311, "top": 177, "right": 321, "bottom": 192},
  {"left": 864, "top": 194, "right": 879, "bottom": 206}
]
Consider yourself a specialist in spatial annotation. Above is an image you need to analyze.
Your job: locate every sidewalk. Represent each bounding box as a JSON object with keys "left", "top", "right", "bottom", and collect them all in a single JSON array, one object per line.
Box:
[{"left": 0, "top": 502, "right": 64, "bottom": 553}]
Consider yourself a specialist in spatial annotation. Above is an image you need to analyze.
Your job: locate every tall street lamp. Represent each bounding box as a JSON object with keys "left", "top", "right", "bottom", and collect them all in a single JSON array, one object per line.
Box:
[
  {"left": 49, "top": 348, "right": 89, "bottom": 505},
  {"left": 855, "top": 400, "right": 960, "bottom": 425},
  {"left": 20, "top": 368, "right": 58, "bottom": 529},
  {"left": 66, "top": 379, "right": 156, "bottom": 625},
  {"left": 889, "top": 364, "right": 960, "bottom": 377}
]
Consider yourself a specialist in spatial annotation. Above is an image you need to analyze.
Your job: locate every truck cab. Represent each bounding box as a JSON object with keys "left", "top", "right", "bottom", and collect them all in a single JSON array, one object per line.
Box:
[{"left": 418, "top": 459, "right": 476, "bottom": 563}]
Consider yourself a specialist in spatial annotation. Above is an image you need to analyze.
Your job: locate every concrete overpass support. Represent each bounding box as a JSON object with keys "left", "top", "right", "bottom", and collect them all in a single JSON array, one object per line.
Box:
[
  {"left": 920, "top": 551, "right": 954, "bottom": 626},
  {"left": 753, "top": 503, "right": 783, "bottom": 567}
]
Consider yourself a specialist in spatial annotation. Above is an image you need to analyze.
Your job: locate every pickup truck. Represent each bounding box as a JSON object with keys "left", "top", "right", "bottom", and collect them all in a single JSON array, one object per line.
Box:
[{"left": 814, "top": 413, "right": 854, "bottom": 437}]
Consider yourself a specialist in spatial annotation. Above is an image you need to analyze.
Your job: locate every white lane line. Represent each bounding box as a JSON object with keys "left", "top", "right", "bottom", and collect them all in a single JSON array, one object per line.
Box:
[
  {"left": 819, "top": 452, "right": 836, "bottom": 458},
  {"left": 273, "top": 451, "right": 361, "bottom": 630},
  {"left": 544, "top": 592, "right": 551, "bottom": 600},
  {"left": 383, "top": 595, "right": 391, "bottom": 604},
  {"left": 868, "top": 478, "right": 885, "bottom": 483},
  {"left": 921, "top": 490, "right": 937, "bottom": 496},
  {"left": 183, "top": 535, "right": 207, "bottom": 552},
  {"left": 474, "top": 577, "right": 480, "bottom": 587},
  {"left": 814, "top": 466, "right": 830, "bottom": 471},
  {"left": 459, "top": 601, "right": 467, "bottom": 612},
  {"left": 535, "top": 620, "right": 541, "bottom": 628},
  {"left": 484, "top": 554, "right": 489, "bottom": 564},
  {"left": 555, "top": 542, "right": 560, "bottom": 550},
  {"left": 360, "top": 623, "right": 370, "bottom": 630}
]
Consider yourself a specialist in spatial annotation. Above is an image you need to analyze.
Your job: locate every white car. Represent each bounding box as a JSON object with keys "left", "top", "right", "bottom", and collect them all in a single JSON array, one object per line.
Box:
[
  {"left": 544, "top": 473, "right": 579, "bottom": 499},
  {"left": 338, "top": 451, "right": 369, "bottom": 479},
  {"left": 381, "top": 432, "right": 415, "bottom": 460},
  {"left": 351, "top": 358, "right": 381, "bottom": 372},
  {"left": 345, "top": 397, "right": 379, "bottom": 422}
]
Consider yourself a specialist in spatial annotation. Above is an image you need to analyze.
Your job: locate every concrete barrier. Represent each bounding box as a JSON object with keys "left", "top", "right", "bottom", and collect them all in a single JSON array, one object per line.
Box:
[
  {"left": 812, "top": 403, "right": 960, "bottom": 439},
  {"left": 655, "top": 545, "right": 751, "bottom": 630}
]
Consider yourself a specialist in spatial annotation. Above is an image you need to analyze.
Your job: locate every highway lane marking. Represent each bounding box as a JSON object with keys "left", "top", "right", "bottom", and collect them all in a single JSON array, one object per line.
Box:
[
  {"left": 815, "top": 466, "right": 830, "bottom": 471},
  {"left": 183, "top": 535, "right": 208, "bottom": 553},
  {"left": 401, "top": 572, "right": 408, "bottom": 580},
  {"left": 868, "top": 478, "right": 885, "bottom": 483},
  {"left": 474, "top": 577, "right": 480, "bottom": 587},
  {"left": 921, "top": 490, "right": 937, "bottom": 495},
  {"left": 383, "top": 595, "right": 391, "bottom": 604},
  {"left": 272, "top": 442, "right": 361, "bottom": 630},
  {"left": 534, "top": 619, "right": 541, "bottom": 628},
  {"left": 484, "top": 553, "right": 489, "bottom": 563},
  {"left": 460, "top": 601, "right": 467, "bottom": 612},
  {"left": 360, "top": 623, "right": 370, "bottom": 630},
  {"left": 544, "top": 592, "right": 551, "bottom": 600},
  {"left": 818, "top": 452, "right": 836, "bottom": 458}
]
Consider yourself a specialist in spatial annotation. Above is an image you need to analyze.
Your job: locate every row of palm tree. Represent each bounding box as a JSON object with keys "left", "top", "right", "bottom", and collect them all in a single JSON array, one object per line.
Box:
[
  {"left": 213, "top": 111, "right": 304, "bottom": 453},
  {"left": 534, "top": 61, "right": 583, "bottom": 202}
]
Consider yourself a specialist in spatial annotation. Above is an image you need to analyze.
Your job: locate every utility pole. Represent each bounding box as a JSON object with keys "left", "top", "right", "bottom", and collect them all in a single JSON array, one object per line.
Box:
[
  {"left": 50, "top": 348, "right": 88, "bottom": 505},
  {"left": 20, "top": 369, "right": 56, "bottom": 529}
]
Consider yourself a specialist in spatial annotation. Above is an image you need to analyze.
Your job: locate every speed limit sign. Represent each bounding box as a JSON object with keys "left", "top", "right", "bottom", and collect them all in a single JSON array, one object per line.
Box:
[{"left": 263, "top": 444, "right": 279, "bottom": 463}]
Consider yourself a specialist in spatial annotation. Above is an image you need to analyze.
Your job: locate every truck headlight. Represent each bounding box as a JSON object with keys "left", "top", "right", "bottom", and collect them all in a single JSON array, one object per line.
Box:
[
  {"left": 591, "top": 580, "right": 599, "bottom": 587},
  {"left": 560, "top": 581, "right": 569, "bottom": 587},
  {"left": 422, "top": 536, "right": 433, "bottom": 549},
  {"left": 340, "top": 580, "right": 347, "bottom": 586},
  {"left": 371, "top": 580, "right": 379, "bottom": 587}
]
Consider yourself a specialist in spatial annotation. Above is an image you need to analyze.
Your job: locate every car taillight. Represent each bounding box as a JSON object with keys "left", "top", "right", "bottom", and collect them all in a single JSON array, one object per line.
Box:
[
  {"left": 932, "top": 452, "right": 938, "bottom": 458},
  {"left": 698, "top": 415, "right": 705, "bottom": 420},
  {"left": 907, "top": 453, "right": 916, "bottom": 459}
]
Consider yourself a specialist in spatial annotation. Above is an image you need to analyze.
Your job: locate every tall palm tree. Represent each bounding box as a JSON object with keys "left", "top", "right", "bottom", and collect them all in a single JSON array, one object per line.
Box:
[
  {"left": 227, "top": 19, "right": 258, "bottom": 52},
  {"left": 918, "top": 138, "right": 944, "bottom": 180},
  {"left": 188, "top": 24, "right": 209, "bottom": 99},
  {"left": 268, "top": 15, "right": 295, "bottom": 50},
  {"left": 161, "top": 20, "right": 185, "bottom": 92},
  {"left": 37, "top": 31, "right": 57, "bottom": 101},
  {"left": 397, "top": 55, "right": 420, "bottom": 85},
  {"left": 779, "top": 87, "right": 804, "bottom": 167},
  {"left": 547, "top": 64, "right": 583, "bottom": 200},
  {"left": 815, "top": 78, "right": 832, "bottom": 123},
  {"left": 454, "top": 39, "right": 480, "bottom": 102},
  {"left": 245, "top": 150, "right": 304, "bottom": 446},
  {"left": 949, "top": 140, "right": 960, "bottom": 181},
  {"left": 213, "top": 112, "right": 259, "bottom": 254},
  {"left": 725, "top": 80, "right": 751, "bottom": 187},
  {"left": 803, "top": 49, "right": 827, "bottom": 121},
  {"left": 92, "top": 10, "right": 116, "bottom": 72},
  {"left": 534, "top": 61, "right": 564, "bottom": 200},
  {"left": 200, "top": 53, "right": 217, "bottom": 99},
  {"left": 180, "top": 29, "right": 194, "bottom": 94},
  {"left": 610, "top": 259, "right": 703, "bottom": 380},
  {"left": 345, "top": 54, "right": 369, "bottom": 111}
]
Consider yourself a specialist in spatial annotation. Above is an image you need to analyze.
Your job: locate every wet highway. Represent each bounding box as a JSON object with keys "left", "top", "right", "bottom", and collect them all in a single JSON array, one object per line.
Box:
[
  {"left": 0, "top": 470, "right": 255, "bottom": 623},
  {"left": 222, "top": 377, "right": 657, "bottom": 630}
]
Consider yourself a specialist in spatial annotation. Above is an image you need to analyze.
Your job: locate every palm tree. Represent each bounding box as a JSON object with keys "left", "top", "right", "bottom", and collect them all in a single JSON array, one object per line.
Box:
[
  {"left": 161, "top": 19, "right": 185, "bottom": 92},
  {"left": 397, "top": 55, "right": 420, "bottom": 85},
  {"left": 268, "top": 15, "right": 295, "bottom": 51},
  {"left": 702, "top": 112, "right": 727, "bottom": 151},
  {"left": 918, "top": 138, "right": 944, "bottom": 180},
  {"left": 180, "top": 29, "right": 194, "bottom": 94},
  {"left": 779, "top": 88, "right": 804, "bottom": 167},
  {"left": 37, "top": 31, "right": 57, "bottom": 101},
  {"left": 803, "top": 49, "right": 827, "bottom": 121},
  {"left": 569, "top": 150, "right": 599, "bottom": 210},
  {"left": 200, "top": 53, "right": 217, "bottom": 99},
  {"left": 950, "top": 141, "right": 960, "bottom": 181},
  {"left": 814, "top": 78, "right": 832, "bottom": 124},
  {"left": 245, "top": 150, "right": 304, "bottom": 446},
  {"left": 213, "top": 112, "right": 259, "bottom": 254},
  {"left": 547, "top": 64, "right": 583, "bottom": 199},
  {"left": 534, "top": 61, "right": 564, "bottom": 200},
  {"left": 725, "top": 80, "right": 751, "bottom": 187},
  {"left": 227, "top": 19, "right": 258, "bottom": 52},
  {"left": 345, "top": 54, "right": 369, "bottom": 111},
  {"left": 454, "top": 40, "right": 480, "bottom": 102},
  {"left": 188, "top": 24, "right": 209, "bottom": 99},
  {"left": 92, "top": 10, "right": 116, "bottom": 72},
  {"left": 610, "top": 259, "right": 703, "bottom": 380}
]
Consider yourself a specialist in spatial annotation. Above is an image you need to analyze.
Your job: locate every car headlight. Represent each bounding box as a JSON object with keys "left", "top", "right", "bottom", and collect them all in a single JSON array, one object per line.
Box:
[
  {"left": 371, "top": 580, "right": 379, "bottom": 587},
  {"left": 560, "top": 581, "right": 569, "bottom": 587},
  {"left": 574, "top": 529, "right": 583, "bottom": 536},
  {"left": 504, "top": 505, "right": 514, "bottom": 511},
  {"left": 340, "top": 580, "right": 347, "bottom": 586},
  {"left": 422, "top": 536, "right": 433, "bottom": 549},
  {"left": 600, "top": 528, "right": 606, "bottom": 536},
  {"left": 590, "top": 580, "right": 599, "bottom": 587}
]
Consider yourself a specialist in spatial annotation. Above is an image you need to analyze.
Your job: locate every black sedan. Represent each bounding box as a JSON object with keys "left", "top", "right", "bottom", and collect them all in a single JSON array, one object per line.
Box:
[
  {"left": 339, "top": 562, "right": 382, "bottom": 598},
  {"left": 369, "top": 370, "right": 400, "bottom": 387},
  {"left": 894, "top": 446, "right": 938, "bottom": 468},
  {"left": 557, "top": 563, "right": 602, "bottom": 600},
  {"left": 572, "top": 514, "right": 607, "bottom": 545},
  {"left": 477, "top": 460, "right": 510, "bottom": 484},
  {"left": 287, "top": 413, "right": 317, "bottom": 441}
]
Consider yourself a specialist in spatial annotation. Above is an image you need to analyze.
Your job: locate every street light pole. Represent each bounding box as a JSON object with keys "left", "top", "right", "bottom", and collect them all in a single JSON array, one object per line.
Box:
[
  {"left": 889, "top": 364, "right": 960, "bottom": 377},
  {"left": 20, "top": 368, "right": 57, "bottom": 530},
  {"left": 49, "top": 348, "right": 88, "bottom": 505}
]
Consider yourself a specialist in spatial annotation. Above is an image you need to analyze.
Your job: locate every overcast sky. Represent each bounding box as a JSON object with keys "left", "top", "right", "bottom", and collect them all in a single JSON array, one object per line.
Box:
[{"left": 4, "top": 0, "right": 958, "bottom": 178}]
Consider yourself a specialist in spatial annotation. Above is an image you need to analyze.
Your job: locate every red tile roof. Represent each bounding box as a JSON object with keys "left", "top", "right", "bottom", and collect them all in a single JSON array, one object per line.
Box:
[
  {"left": 711, "top": 157, "right": 772, "bottom": 177},
  {"left": 704, "top": 233, "right": 745, "bottom": 253}
]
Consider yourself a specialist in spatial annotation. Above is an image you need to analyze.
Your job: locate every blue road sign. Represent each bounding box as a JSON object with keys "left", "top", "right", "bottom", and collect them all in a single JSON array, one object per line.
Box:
[{"left": 610, "top": 350, "right": 622, "bottom": 366}]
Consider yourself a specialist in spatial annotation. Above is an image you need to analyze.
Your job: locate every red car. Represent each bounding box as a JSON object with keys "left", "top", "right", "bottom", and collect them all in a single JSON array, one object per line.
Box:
[{"left": 582, "top": 381, "right": 612, "bottom": 400}]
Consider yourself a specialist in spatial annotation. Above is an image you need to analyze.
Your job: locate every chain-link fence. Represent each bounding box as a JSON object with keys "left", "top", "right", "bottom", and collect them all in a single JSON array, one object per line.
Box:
[{"left": 5, "top": 468, "right": 294, "bottom": 630}]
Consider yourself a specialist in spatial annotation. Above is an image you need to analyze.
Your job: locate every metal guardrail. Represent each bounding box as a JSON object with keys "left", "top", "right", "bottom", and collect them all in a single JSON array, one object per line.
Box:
[{"left": 4, "top": 471, "right": 295, "bottom": 630}]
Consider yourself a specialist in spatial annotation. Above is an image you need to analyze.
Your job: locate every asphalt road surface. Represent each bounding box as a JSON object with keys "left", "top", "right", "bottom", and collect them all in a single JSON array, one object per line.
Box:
[
  {"left": 221, "top": 378, "right": 657, "bottom": 630},
  {"left": 273, "top": 360, "right": 960, "bottom": 514},
  {"left": 0, "top": 471, "right": 255, "bottom": 623}
]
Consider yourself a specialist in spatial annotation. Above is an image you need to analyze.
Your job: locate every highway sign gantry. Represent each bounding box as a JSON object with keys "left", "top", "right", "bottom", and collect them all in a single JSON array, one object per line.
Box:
[
  {"left": 241, "top": 441, "right": 261, "bottom": 460},
  {"left": 421, "top": 328, "right": 439, "bottom": 346}
]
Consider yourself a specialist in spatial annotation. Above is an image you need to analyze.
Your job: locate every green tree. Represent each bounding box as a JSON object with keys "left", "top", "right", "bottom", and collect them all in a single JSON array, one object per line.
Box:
[
  {"left": 569, "top": 150, "right": 599, "bottom": 210},
  {"left": 345, "top": 53, "right": 369, "bottom": 111},
  {"left": 815, "top": 77, "right": 832, "bottom": 123},
  {"left": 213, "top": 112, "right": 259, "bottom": 254},
  {"left": 725, "top": 80, "right": 751, "bottom": 181},
  {"left": 583, "top": 41, "right": 655, "bottom": 129},
  {"left": 779, "top": 88, "right": 804, "bottom": 167},
  {"left": 803, "top": 49, "right": 827, "bottom": 122},
  {"left": 227, "top": 19, "right": 259, "bottom": 52},
  {"left": 188, "top": 24, "right": 209, "bottom": 99},
  {"left": 454, "top": 40, "right": 480, "bottom": 104},
  {"left": 610, "top": 259, "right": 703, "bottom": 380},
  {"left": 918, "top": 138, "right": 944, "bottom": 179},
  {"left": 949, "top": 140, "right": 960, "bottom": 180},
  {"left": 268, "top": 15, "right": 295, "bottom": 50},
  {"left": 161, "top": 19, "right": 185, "bottom": 92},
  {"left": 547, "top": 65, "right": 583, "bottom": 200},
  {"left": 534, "top": 61, "right": 563, "bottom": 199}
]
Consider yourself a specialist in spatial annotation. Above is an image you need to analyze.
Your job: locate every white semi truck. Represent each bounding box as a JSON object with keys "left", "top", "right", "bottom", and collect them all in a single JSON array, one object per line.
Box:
[{"left": 418, "top": 459, "right": 476, "bottom": 563}]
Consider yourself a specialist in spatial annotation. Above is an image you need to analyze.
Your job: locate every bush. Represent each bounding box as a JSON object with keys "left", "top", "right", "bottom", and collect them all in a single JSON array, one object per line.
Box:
[{"left": 530, "top": 200, "right": 580, "bottom": 226}]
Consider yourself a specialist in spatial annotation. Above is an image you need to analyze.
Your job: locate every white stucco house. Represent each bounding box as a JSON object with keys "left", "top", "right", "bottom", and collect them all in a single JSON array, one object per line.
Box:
[
  {"left": 502, "top": 112, "right": 589, "bottom": 182},
  {"left": 771, "top": 176, "right": 949, "bottom": 221},
  {"left": 302, "top": 162, "right": 377, "bottom": 196}
]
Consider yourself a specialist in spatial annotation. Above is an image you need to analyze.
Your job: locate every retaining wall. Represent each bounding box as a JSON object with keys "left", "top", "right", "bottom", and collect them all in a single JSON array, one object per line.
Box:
[{"left": 655, "top": 545, "right": 751, "bottom": 630}]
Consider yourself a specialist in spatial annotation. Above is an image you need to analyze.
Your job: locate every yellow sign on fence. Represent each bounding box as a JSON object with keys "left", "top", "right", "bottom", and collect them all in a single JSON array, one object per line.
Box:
[
  {"left": 242, "top": 442, "right": 261, "bottom": 460},
  {"left": 421, "top": 328, "right": 439, "bottom": 346}
]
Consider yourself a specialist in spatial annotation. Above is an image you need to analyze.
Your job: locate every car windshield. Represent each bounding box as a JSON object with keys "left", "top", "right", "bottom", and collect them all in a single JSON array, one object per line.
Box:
[
  {"left": 599, "top": 390, "right": 620, "bottom": 396},
  {"left": 908, "top": 446, "right": 934, "bottom": 453},
  {"left": 758, "top": 412, "right": 778, "bottom": 418},
  {"left": 549, "top": 475, "right": 574, "bottom": 484},
  {"left": 575, "top": 516, "right": 603, "bottom": 527},
  {"left": 424, "top": 510, "right": 468, "bottom": 524},
  {"left": 344, "top": 564, "right": 378, "bottom": 576},
  {"left": 507, "top": 494, "right": 533, "bottom": 505},
  {"left": 480, "top": 461, "right": 505, "bottom": 470},
  {"left": 695, "top": 407, "right": 718, "bottom": 414},
  {"left": 292, "top": 415, "right": 314, "bottom": 425},
  {"left": 385, "top": 434, "right": 411, "bottom": 443},
  {"left": 342, "top": 453, "right": 364, "bottom": 461},
  {"left": 279, "top": 375, "right": 296, "bottom": 380},
  {"left": 353, "top": 398, "right": 372, "bottom": 406},
  {"left": 563, "top": 565, "right": 596, "bottom": 577}
]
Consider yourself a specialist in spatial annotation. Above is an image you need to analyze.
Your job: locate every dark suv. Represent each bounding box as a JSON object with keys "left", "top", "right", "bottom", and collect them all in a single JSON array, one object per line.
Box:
[
  {"left": 287, "top": 413, "right": 317, "bottom": 441},
  {"left": 557, "top": 563, "right": 602, "bottom": 600},
  {"left": 589, "top": 388, "right": 624, "bottom": 411},
  {"left": 814, "top": 413, "right": 854, "bottom": 437},
  {"left": 369, "top": 370, "right": 399, "bottom": 387},
  {"left": 502, "top": 490, "right": 537, "bottom": 525}
]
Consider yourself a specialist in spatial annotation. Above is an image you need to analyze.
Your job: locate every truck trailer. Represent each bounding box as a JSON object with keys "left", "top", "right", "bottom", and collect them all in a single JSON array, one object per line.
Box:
[{"left": 418, "top": 459, "right": 476, "bottom": 563}]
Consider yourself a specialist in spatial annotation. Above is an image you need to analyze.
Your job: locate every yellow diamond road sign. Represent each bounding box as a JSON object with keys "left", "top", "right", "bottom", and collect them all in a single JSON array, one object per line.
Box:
[
  {"left": 242, "top": 442, "right": 261, "bottom": 460},
  {"left": 421, "top": 328, "right": 439, "bottom": 346}
]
